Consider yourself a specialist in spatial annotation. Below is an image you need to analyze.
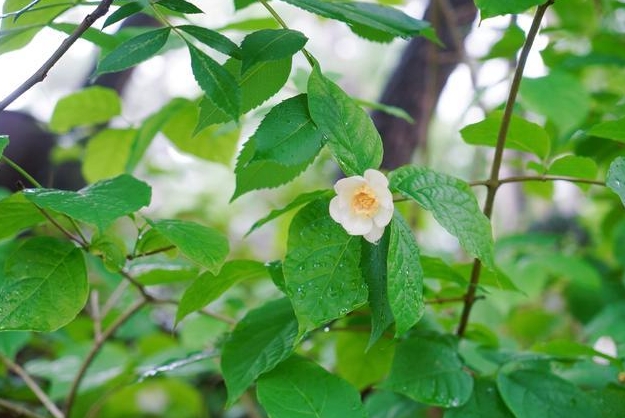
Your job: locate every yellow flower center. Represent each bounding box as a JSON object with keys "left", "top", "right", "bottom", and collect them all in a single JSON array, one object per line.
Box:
[{"left": 352, "top": 185, "right": 379, "bottom": 217}]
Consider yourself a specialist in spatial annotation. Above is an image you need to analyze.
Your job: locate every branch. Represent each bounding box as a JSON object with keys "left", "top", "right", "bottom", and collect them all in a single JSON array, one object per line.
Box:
[
  {"left": 470, "top": 174, "right": 606, "bottom": 188},
  {"left": 0, "top": 398, "right": 47, "bottom": 418},
  {"left": 456, "top": 0, "right": 555, "bottom": 338},
  {"left": 0, "top": 353, "right": 64, "bottom": 418},
  {"left": 0, "top": 0, "right": 114, "bottom": 111}
]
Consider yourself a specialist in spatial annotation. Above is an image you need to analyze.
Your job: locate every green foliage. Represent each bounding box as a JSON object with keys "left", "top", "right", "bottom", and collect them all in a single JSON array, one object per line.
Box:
[
  {"left": 49, "top": 87, "right": 121, "bottom": 133},
  {"left": 177, "top": 25, "right": 241, "bottom": 58},
  {"left": 475, "top": 0, "right": 545, "bottom": 19},
  {"left": 0, "top": 192, "right": 46, "bottom": 239},
  {"left": 97, "top": 28, "right": 171, "bottom": 74},
  {"left": 240, "top": 29, "right": 307, "bottom": 74}
]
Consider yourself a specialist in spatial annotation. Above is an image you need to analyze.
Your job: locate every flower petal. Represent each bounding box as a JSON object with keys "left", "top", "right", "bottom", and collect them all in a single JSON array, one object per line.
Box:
[
  {"left": 364, "top": 224, "right": 384, "bottom": 243},
  {"left": 343, "top": 215, "right": 372, "bottom": 235},
  {"left": 329, "top": 196, "right": 343, "bottom": 223},
  {"left": 370, "top": 184, "right": 394, "bottom": 209},
  {"left": 373, "top": 207, "right": 393, "bottom": 228},
  {"left": 364, "top": 169, "right": 389, "bottom": 188},
  {"left": 334, "top": 176, "right": 365, "bottom": 195}
]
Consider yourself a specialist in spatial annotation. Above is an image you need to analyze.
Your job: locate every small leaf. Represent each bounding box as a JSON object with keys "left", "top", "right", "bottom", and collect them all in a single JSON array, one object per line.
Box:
[
  {"left": 257, "top": 355, "right": 367, "bottom": 418},
  {"left": 283, "top": 198, "right": 367, "bottom": 333},
  {"left": 0, "top": 192, "right": 46, "bottom": 239},
  {"left": 103, "top": 2, "right": 144, "bottom": 28},
  {"left": 387, "top": 213, "right": 424, "bottom": 336},
  {"left": 83, "top": 128, "right": 136, "bottom": 183},
  {"left": 446, "top": 378, "right": 514, "bottom": 418},
  {"left": 475, "top": 0, "right": 545, "bottom": 19},
  {"left": 240, "top": 29, "right": 307, "bottom": 74},
  {"left": 50, "top": 23, "right": 120, "bottom": 52},
  {"left": 483, "top": 23, "right": 525, "bottom": 59},
  {"left": 0, "top": 237, "right": 88, "bottom": 331},
  {"left": 607, "top": 157, "right": 625, "bottom": 207},
  {"left": 49, "top": 87, "right": 121, "bottom": 133},
  {"left": 188, "top": 43, "right": 241, "bottom": 121},
  {"left": 155, "top": 0, "right": 202, "bottom": 14},
  {"left": 308, "top": 65, "right": 383, "bottom": 176},
  {"left": 97, "top": 28, "right": 171, "bottom": 74},
  {"left": 177, "top": 25, "right": 241, "bottom": 58},
  {"left": 587, "top": 117, "right": 625, "bottom": 143},
  {"left": 497, "top": 369, "right": 601, "bottom": 418},
  {"left": 0, "top": 135, "right": 8, "bottom": 157},
  {"left": 234, "top": 0, "right": 257, "bottom": 10},
  {"left": 354, "top": 98, "right": 414, "bottom": 123},
  {"left": 390, "top": 165, "right": 495, "bottom": 269},
  {"left": 382, "top": 333, "right": 473, "bottom": 407},
  {"left": 547, "top": 155, "right": 597, "bottom": 191},
  {"left": 176, "top": 260, "right": 267, "bottom": 324},
  {"left": 222, "top": 298, "right": 298, "bottom": 405},
  {"left": 23, "top": 174, "right": 151, "bottom": 232},
  {"left": 150, "top": 219, "right": 229, "bottom": 274}
]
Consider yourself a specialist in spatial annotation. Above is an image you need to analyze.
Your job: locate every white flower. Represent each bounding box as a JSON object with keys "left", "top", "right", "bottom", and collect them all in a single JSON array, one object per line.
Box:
[
  {"left": 593, "top": 336, "right": 617, "bottom": 365},
  {"left": 329, "top": 169, "right": 394, "bottom": 243}
]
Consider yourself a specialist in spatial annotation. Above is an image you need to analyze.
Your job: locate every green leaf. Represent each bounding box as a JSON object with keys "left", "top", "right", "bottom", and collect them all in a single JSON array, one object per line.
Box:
[
  {"left": 389, "top": 165, "right": 495, "bottom": 269},
  {"left": 250, "top": 94, "right": 325, "bottom": 166},
  {"left": 150, "top": 219, "right": 229, "bottom": 274},
  {"left": 607, "top": 157, "right": 625, "bottom": 207},
  {"left": 335, "top": 331, "right": 394, "bottom": 390},
  {"left": 240, "top": 29, "right": 307, "bottom": 74},
  {"left": 176, "top": 260, "right": 267, "bottom": 324},
  {"left": 83, "top": 128, "right": 136, "bottom": 183},
  {"left": 23, "top": 174, "right": 151, "bottom": 232},
  {"left": 520, "top": 72, "right": 591, "bottom": 136},
  {"left": 234, "top": 0, "right": 257, "bottom": 10},
  {"left": 50, "top": 23, "right": 120, "bottom": 52},
  {"left": 547, "top": 155, "right": 597, "bottom": 191},
  {"left": 246, "top": 189, "right": 332, "bottom": 236},
  {"left": 97, "top": 28, "right": 171, "bottom": 74},
  {"left": 129, "top": 259, "right": 199, "bottom": 286},
  {"left": 177, "top": 25, "right": 241, "bottom": 58},
  {"left": 188, "top": 43, "right": 241, "bottom": 121},
  {"left": 283, "top": 198, "right": 367, "bottom": 333},
  {"left": 155, "top": 0, "right": 202, "bottom": 14},
  {"left": 365, "top": 390, "right": 424, "bottom": 418},
  {"left": 279, "top": 0, "right": 430, "bottom": 40},
  {"left": 222, "top": 298, "right": 298, "bottom": 405},
  {"left": 218, "top": 17, "right": 280, "bottom": 31},
  {"left": 483, "top": 23, "right": 526, "bottom": 59},
  {"left": 460, "top": 111, "right": 551, "bottom": 159},
  {"left": 0, "top": 135, "right": 8, "bottom": 157},
  {"left": 0, "top": 331, "right": 30, "bottom": 359},
  {"left": 592, "top": 385, "right": 625, "bottom": 418},
  {"left": 308, "top": 65, "right": 383, "bottom": 176},
  {"left": 103, "top": 2, "right": 144, "bottom": 28},
  {"left": 387, "top": 213, "right": 424, "bottom": 336},
  {"left": 257, "top": 355, "right": 367, "bottom": 418},
  {"left": 421, "top": 255, "right": 467, "bottom": 286},
  {"left": 446, "top": 378, "right": 514, "bottom": 418},
  {"left": 497, "top": 369, "right": 601, "bottom": 418},
  {"left": 354, "top": 98, "right": 414, "bottom": 123},
  {"left": 90, "top": 233, "right": 127, "bottom": 271},
  {"left": 475, "top": 0, "right": 545, "bottom": 19},
  {"left": 0, "top": 237, "right": 87, "bottom": 331},
  {"left": 587, "top": 117, "right": 625, "bottom": 143},
  {"left": 382, "top": 334, "right": 473, "bottom": 407},
  {"left": 0, "top": 192, "right": 46, "bottom": 239},
  {"left": 49, "top": 87, "right": 121, "bottom": 133},
  {"left": 532, "top": 339, "right": 619, "bottom": 365}
]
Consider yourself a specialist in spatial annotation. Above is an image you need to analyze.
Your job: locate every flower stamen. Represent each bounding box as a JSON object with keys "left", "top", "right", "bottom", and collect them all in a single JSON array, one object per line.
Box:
[{"left": 352, "top": 186, "right": 379, "bottom": 217}]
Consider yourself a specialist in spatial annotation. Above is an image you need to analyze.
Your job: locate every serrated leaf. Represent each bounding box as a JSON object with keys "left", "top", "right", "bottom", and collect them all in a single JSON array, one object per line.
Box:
[
  {"left": 0, "top": 192, "right": 46, "bottom": 239},
  {"left": 23, "top": 174, "right": 151, "bottom": 232},
  {"left": 240, "top": 29, "right": 307, "bottom": 74},
  {"left": 150, "top": 219, "right": 229, "bottom": 274},
  {"left": 279, "top": 0, "right": 430, "bottom": 40},
  {"left": 83, "top": 128, "right": 136, "bottom": 183},
  {"left": 475, "top": 0, "right": 545, "bottom": 19},
  {"left": 446, "top": 378, "right": 514, "bottom": 418},
  {"left": 257, "top": 355, "right": 367, "bottom": 418},
  {"left": 0, "top": 237, "right": 87, "bottom": 331},
  {"left": 283, "top": 198, "right": 367, "bottom": 333},
  {"left": 607, "top": 157, "right": 625, "bottom": 207},
  {"left": 497, "top": 369, "right": 600, "bottom": 418},
  {"left": 0, "top": 135, "right": 8, "bottom": 157},
  {"left": 246, "top": 189, "right": 332, "bottom": 236},
  {"left": 390, "top": 165, "right": 495, "bottom": 269},
  {"left": 103, "top": 2, "right": 144, "bottom": 28},
  {"left": 387, "top": 213, "right": 424, "bottom": 337},
  {"left": 155, "top": 0, "right": 202, "bottom": 14},
  {"left": 250, "top": 94, "right": 325, "bottom": 166},
  {"left": 97, "top": 28, "right": 170, "bottom": 74},
  {"left": 460, "top": 111, "right": 550, "bottom": 159},
  {"left": 382, "top": 334, "right": 473, "bottom": 407},
  {"left": 308, "top": 65, "right": 383, "bottom": 176},
  {"left": 176, "top": 260, "right": 267, "bottom": 324},
  {"left": 49, "top": 87, "right": 121, "bottom": 133},
  {"left": 587, "top": 117, "right": 625, "bottom": 143},
  {"left": 188, "top": 43, "right": 241, "bottom": 121},
  {"left": 222, "top": 298, "right": 298, "bottom": 405},
  {"left": 177, "top": 25, "right": 241, "bottom": 58}
]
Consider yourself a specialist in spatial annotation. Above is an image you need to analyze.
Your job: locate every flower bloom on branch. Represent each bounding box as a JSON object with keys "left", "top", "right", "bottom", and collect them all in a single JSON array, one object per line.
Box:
[{"left": 329, "top": 169, "right": 394, "bottom": 243}]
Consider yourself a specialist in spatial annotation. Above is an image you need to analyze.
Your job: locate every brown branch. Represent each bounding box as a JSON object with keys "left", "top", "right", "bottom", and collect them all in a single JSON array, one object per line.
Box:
[
  {"left": 456, "top": 0, "right": 555, "bottom": 338},
  {"left": 0, "top": 0, "right": 114, "bottom": 111},
  {"left": 0, "top": 398, "right": 47, "bottom": 418},
  {"left": 425, "top": 295, "right": 485, "bottom": 304}
]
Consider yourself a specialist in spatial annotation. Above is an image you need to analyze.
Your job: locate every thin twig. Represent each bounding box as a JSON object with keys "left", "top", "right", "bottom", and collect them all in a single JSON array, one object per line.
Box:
[
  {"left": 0, "top": 354, "right": 64, "bottom": 418},
  {"left": 119, "top": 270, "right": 154, "bottom": 302},
  {"left": 456, "top": 0, "right": 555, "bottom": 338},
  {"left": 126, "top": 245, "right": 176, "bottom": 260},
  {"left": 0, "top": 0, "right": 113, "bottom": 111},
  {"left": 1, "top": 156, "right": 42, "bottom": 188},
  {"left": 0, "top": 398, "right": 47, "bottom": 418},
  {"left": 100, "top": 280, "right": 130, "bottom": 319},
  {"left": 151, "top": 297, "right": 237, "bottom": 325},
  {"left": 0, "top": 0, "right": 41, "bottom": 19},
  {"left": 426, "top": 295, "right": 485, "bottom": 304}
]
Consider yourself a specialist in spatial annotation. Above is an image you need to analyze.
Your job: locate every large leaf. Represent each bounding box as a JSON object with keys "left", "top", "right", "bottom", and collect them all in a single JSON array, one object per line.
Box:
[
  {"left": 0, "top": 237, "right": 87, "bottom": 331},
  {"left": 96, "top": 28, "right": 171, "bottom": 74},
  {"left": 382, "top": 334, "right": 473, "bottom": 407},
  {"left": 176, "top": 260, "right": 267, "bottom": 324},
  {"left": 335, "top": 331, "right": 394, "bottom": 390},
  {"left": 587, "top": 117, "right": 625, "bottom": 143},
  {"left": 23, "top": 174, "right": 151, "bottom": 232},
  {"left": 0, "top": 193, "right": 46, "bottom": 239},
  {"left": 497, "top": 369, "right": 600, "bottom": 418},
  {"left": 49, "top": 87, "right": 121, "bottom": 133},
  {"left": 446, "top": 378, "right": 514, "bottom": 418},
  {"left": 150, "top": 219, "right": 229, "bottom": 274},
  {"left": 474, "top": 0, "right": 545, "bottom": 19},
  {"left": 222, "top": 298, "right": 298, "bottom": 404},
  {"left": 547, "top": 155, "right": 598, "bottom": 191},
  {"left": 308, "top": 65, "right": 383, "bottom": 176},
  {"left": 283, "top": 198, "right": 367, "bottom": 333},
  {"left": 83, "top": 128, "right": 136, "bottom": 183},
  {"left": 607, "top": 157, "right": 625, "bottom": 207},
  {"left": 389, "top": 165, "right": 495, "bottom": 269},
  {"left": 387, "top": 213, "right": 424, "bottom": 336},
  {"left": 240, "top": 29, "right": 307, "bottom": 74},
  {"left": 177, "top": 25, "right": 241, "bottom": 58},
  {"left": 257, "top": 355, "right": 367, "bottom": 418}
]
